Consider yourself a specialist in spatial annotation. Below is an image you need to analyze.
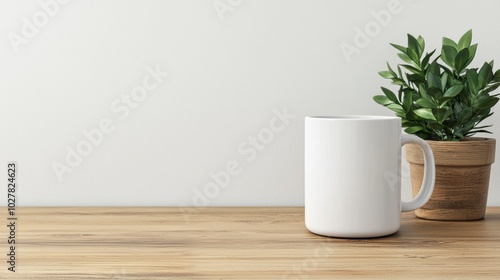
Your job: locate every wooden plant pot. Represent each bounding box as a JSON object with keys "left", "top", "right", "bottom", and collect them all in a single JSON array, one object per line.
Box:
[{"left": 406, "top": 137, "right": 496, "bottom": 221}]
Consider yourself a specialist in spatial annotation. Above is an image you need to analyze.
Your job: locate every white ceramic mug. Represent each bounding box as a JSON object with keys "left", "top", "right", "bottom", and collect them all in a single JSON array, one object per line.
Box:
[{"left": 305, "top": 116, "right": 435, "bottom": 238}]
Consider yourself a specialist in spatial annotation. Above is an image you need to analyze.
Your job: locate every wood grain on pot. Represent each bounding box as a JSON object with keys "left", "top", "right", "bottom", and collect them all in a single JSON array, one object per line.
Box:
[{"left": 406, "top": 138, "right": 496, "bottom": 221}]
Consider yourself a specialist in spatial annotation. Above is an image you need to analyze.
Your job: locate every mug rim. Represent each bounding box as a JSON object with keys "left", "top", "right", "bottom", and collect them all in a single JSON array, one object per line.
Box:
[{"left": 306, "top": 115, "right": 400, "bottom": 120}]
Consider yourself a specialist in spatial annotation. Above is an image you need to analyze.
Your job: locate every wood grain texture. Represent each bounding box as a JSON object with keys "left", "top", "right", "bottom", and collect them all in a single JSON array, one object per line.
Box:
[
  {"left": 1, "top": 207, "right": 500, "bottom": 279},
  {"left": 406, "top": 137, "right": 496, "bottom": 166},
  {"left": 406, "top": 138, "right": 496, "bottom": 220}
]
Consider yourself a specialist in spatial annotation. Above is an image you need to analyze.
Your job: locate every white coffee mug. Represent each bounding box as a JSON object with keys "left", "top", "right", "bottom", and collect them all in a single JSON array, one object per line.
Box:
[{"left": 305, "top": 116, "right": 435, "bottom": 238}]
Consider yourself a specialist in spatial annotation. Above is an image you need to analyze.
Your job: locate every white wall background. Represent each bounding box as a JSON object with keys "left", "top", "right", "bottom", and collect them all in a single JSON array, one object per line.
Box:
[{"left": 0, "top": 0, "right": 499, "bottom": 206}]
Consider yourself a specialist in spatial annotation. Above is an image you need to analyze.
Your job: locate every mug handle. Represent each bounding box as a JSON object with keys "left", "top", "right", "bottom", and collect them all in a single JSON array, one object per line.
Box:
[{"left": 400, "top": 134, "right": 435, "bottom": 212}]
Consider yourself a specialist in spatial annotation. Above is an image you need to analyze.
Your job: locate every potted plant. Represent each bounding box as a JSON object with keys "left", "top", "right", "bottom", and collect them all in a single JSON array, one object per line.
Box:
[{"left": 373, "top": 30, "right": 499, "bottom": 221}]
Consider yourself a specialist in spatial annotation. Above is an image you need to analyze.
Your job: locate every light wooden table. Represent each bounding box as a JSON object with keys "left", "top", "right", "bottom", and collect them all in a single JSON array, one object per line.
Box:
[{"left": 2, "top": 207, "right": 499, "bottom": 279}]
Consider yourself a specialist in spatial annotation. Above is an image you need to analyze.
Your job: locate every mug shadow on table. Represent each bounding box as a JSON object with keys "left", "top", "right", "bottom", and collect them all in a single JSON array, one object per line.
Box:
[{"left": 305, "top": 211, "right": 500, "bottom": 242}]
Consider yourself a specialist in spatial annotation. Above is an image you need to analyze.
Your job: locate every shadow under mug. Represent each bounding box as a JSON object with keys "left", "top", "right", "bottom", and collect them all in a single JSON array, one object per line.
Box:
[{"left": 305, "top": 116, "right": 435, "bottom": 238}]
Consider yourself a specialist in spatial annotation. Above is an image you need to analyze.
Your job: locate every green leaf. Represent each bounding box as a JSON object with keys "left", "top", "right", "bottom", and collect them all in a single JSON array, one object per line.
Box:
[
  {"left": 397, "top": 88, "right": 404, "bottom": 102},
  {"left": 373, "top": 95, "right": 393, "bottom": 105},
  {"left": 386, "top": 62, "right": 397, "bottom": 77},
  {"left": 443, "top": 85, "right": 464, "bottom": 98},
  {"left": 478, "top": 62, "right": 493, "bottom": 89},
  {"left": 421, "top": 49, "right": 436, "bottom": 68},
  {"left": 427, "top": 61, "right": 440, "bottom": 76},
  {"left": 401, "top": 119, "right": 419, "bottom": 127},
  {"left": 427, "top": 122, "right": 444, "bottom": 130},
  {"left": 403, "top": 113, "right": 419, "bottom": 122},
  {"left": 427, "top": 73, "right": 442, "bottom": 90},
  {"left": 454, "top": 48, "right": 470, "bottom": 73},
  {"left": 453, "top": 102, "right": 463, "bottom": 118},
  {"left": 467, "top": 129, "right": 493, "bottom": 135},
  {"left": 413, "top": 108, "right": 436, "bottom": 120},
  {"left": 381, "top": 87, "right": 399, "bottom": 103},
  {"left": 415, "top": 131, "right": 432, "bottom": 140},
  {"left": 440, "top": 72, "right": 449, "bottom": 91},
  {"left": 458, "top": 121, "right": 475, "bottom": 132},
  {"left": 458, "top": 29, "right": 472, "bottom": 51},
  {"left": 432, "top": 107, "right": 453, "bottom": 123},
  {"left": 472, "top": 125, "right": 493, "bottom": 130},
  {"left": 427, "top": 87, "right": 442, "bottom": 100},
  {"left": 407, "top": 74, "right": 426, "bottom": 84},
  {"left": 407, "top": 34, "right": 421, "bottom": 58},
  {"left": 397, "top": 53, "right": 414, "bottom": 64},
  {"left": 403, "top": 90, "right": 413, "bottom": 111},
  {"left": 466, "top": 69, "right": 479, "bottom": 95},
  {"left": 493, "top": 69, "right": 500, "bottom": 81},
  {"left": 387, "top": 103, "right": 406, "bottom": 117},
  {"left": 442, "top": 37, "right": 458, "bottom": 49},
  {"left": 417, "top": 36, "right": 425, "bottom": 52},
  {"left": 418, "top": 84, "right": 430, "bottom": 100},
  {"left": 458, "top": 107, "right": 473, "bottom": 123},
  {"left": 466, "top": 44, "right": 478, "bottom": 66},
  {"left": 416, "top": 98, "right": 436, "bottom": 108},
  {"left": 440, "top": 65, "right": 453, "bottom": 78},
  {"left": 481, "top": 82, "right": 500, "bottom": 95},
  {"left": 391, "top": 79, "right": 405, "bottom": 86},
  {"left": 407, "top": 48, "right": 420, "bottom": 63},
  {"left": 405, "top": 126, "right": 426, "bottom": 134},
  {"left": 473, "top": 96, "right": 499, "bottom": 110},
  {"left": 390, "top": 43, "right": 407, "bottom": 53},
  {"left": 441, "top": 45, "right": 457, "bottom": 67},
  {"left": 454, "top": 131, "right": 464, "bottom": 139},
  {"left": 379, "top": 71, "right": 394, "bottom": 79},
  {"left": 401, "top": 64, "right": 423, "bottom": 75}
]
